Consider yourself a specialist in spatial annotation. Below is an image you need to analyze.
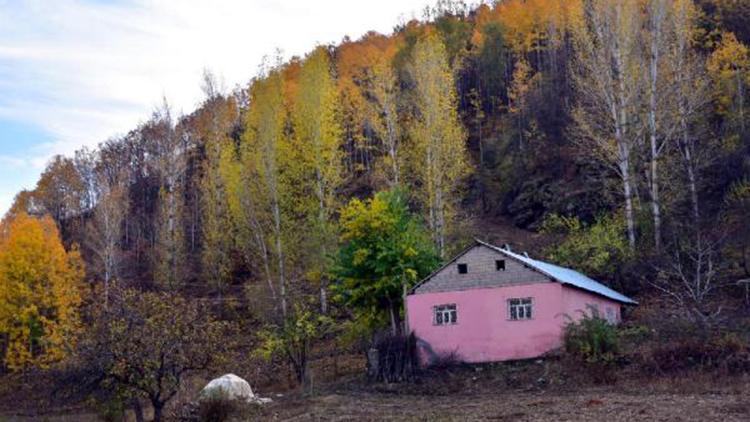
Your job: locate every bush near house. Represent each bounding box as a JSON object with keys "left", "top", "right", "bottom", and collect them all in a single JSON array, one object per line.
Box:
[{"left": 563, "top": 312, "right": 621, "bottom": 382}]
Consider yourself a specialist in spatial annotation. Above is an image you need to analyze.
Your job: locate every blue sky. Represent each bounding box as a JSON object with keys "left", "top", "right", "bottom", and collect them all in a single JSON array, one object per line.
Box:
[{"left": 0, "top": 0, "right": 441, "bottom": 217}]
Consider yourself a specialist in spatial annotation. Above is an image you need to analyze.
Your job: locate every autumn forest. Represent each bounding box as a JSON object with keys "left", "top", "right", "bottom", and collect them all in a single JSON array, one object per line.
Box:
[{"left": 2, "top": 0, "right": 750, "bottom": 419}]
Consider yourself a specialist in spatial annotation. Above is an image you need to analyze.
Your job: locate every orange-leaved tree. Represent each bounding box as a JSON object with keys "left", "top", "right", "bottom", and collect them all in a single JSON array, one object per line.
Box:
[{"left": 0, "top": 212, "right": 84, "bottom": 370}]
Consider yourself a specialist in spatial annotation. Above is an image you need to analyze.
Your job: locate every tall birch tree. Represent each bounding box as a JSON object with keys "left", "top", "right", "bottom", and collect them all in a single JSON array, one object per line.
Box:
[
  {"left": 644, "top": 0, "right": 669, "bottom": 253},
  {"left": 407, "top": 32, "right": 469, "bottom": 257},
  {"left": 233, "top": 65, "right": 290, "bottom": 318},
  {"left": 197, "top": 83, "right": 238, "bottom": 297},
  {"left": 153, "top": 103, "right": 188, "bottom": 290},
  {"left": 87, "top": 169, "right": 128, "bottom": 305},
  {"left": 292, "top": 47, "right": 343, "bottom": 313},
  {"left": 570, "top": 0, "right": 643, "bottom": 250}
]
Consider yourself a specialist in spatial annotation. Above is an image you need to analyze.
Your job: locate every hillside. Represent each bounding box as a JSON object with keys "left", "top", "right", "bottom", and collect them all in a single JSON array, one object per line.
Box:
[{"left": 1, "top": 0, "right": 750, "bottom": 420}]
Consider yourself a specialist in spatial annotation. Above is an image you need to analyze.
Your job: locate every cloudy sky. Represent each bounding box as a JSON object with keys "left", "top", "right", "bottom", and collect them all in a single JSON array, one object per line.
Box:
[{"left": 0, "top": 0, "right": 440, "bottom": 217}]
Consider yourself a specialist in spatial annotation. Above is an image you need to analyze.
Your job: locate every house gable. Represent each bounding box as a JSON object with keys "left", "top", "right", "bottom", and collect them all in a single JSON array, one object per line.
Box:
[{"left": 412, "top": 244, "right": 551, "bottom": 294}]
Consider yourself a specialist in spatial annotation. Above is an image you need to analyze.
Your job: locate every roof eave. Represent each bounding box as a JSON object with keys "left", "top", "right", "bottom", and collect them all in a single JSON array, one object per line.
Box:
[{"left": 476, "top": 239, "right": 638, "bottom": 306}]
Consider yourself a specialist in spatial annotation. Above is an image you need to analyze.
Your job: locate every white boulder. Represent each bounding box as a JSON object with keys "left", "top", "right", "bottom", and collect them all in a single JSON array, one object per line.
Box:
[{"left": 200, "top": 373, "right": 271, "bottom": 404}]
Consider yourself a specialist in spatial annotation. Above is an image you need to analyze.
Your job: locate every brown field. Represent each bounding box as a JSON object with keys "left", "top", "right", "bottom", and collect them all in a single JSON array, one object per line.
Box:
[
  {"left": 254, "top": 387, "right": 750, "bottom": 421},
  {"left": 2, "top": 356, "right": 750, "bottom": 421}
]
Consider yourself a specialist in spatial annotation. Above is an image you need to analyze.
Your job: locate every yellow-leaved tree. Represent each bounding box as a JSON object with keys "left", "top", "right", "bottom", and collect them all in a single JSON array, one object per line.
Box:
[
  {"left": 292, "top": 46, "right": 343, "bottom": 313},
  {"left": 407, "top": 31, "right": 469, "bottom": 258},
  {"left": 0, "top": 212, "right": 84, "bottom": 370},
  {"left": 220, "top": 60, "right": 293, "bottom": 319},
  {"left": 708, "top": 31, "right": 750, "bottom": 131}
]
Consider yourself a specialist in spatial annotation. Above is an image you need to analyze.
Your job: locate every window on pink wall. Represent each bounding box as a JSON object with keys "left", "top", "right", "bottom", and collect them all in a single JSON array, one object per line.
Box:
[
  {"left": 508, "top": 298, "right": 533, "bottom": 320},
  {"left": 606, "top": 307, "right": 616, "bottom": 323},
  {"left": 434, "top": 304, "right": 457, "bottom": 325}
]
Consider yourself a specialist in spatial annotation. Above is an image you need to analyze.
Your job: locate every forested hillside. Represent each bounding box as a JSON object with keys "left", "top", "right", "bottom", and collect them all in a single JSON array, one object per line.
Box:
[{"left": 2, "top": 0, "right": 750, "bottom": 417}]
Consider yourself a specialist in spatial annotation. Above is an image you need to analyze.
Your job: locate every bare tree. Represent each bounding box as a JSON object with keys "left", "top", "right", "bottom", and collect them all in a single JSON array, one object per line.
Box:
[
  {"left": 652, "top": 233, "right": 725, "bottom": 325},
  {"left": 152, "top": 100, "right": 189, "bottom": 290}
]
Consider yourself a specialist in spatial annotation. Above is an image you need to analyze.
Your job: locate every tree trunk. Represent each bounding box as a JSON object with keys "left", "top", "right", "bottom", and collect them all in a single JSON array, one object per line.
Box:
[
  {"left": 320, "top": 287, "right": 328, "bottom": 315},
  {"left": 402, "top": 279, "right": 409, "bottom": 334},
  {"left": 151, "top": 400, "right": 164, "bottom": 422},
  {"left": 621, "top": 158, "right": 636, "bottom": 250},
  {"left": 384, "top": 98, "right": 399, "bottom": 186},
  {"left": 650, "top": 156, "right": 662, "bottom": 252},
  {"left": 131, "top": 398, "right": 144, "bottom": 422},
  {"left": 647, "top": 1, "right": 664, "bottom": 253},
  {"left": 612, "top": 18, "right": 636, "bottom": 251},
  {"left": 389, "top": 302, "right": 399, "bottom": 336},
  {"left": 272, "top": 199, "right": 287, "bottom": 318}
]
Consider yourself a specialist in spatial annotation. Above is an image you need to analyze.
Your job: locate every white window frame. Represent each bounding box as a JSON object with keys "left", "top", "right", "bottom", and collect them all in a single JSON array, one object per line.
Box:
[
  {"left": 507, "top": 297, "right": 533, "bottom": 321},
  {"left": 433, "top": 304, "right": 457, "bottom": 326},
  {"left": 605, "top": 307, "right": 616, "bottom": 324}
]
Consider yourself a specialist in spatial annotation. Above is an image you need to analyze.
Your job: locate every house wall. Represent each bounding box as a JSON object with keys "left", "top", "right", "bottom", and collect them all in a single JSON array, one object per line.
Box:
[
  {"left": 413, "top": 245, "right": 550, "bottom": 294},
  {"left": 406, "top": 282, "right": 566, "bottom": 364},
  {"left": 561, "top": 285, "right": 622, "bottom": 324}
]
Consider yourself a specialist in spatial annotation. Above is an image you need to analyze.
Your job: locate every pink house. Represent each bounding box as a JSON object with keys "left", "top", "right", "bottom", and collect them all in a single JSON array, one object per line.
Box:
[{"left": 405, "top": 240, "right": 637, "bottom": 364}]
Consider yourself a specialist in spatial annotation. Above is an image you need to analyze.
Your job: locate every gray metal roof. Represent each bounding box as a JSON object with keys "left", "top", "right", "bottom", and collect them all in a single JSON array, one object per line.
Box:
[{"left": 476, "top": 239, "right": 638, "bottom": 305}]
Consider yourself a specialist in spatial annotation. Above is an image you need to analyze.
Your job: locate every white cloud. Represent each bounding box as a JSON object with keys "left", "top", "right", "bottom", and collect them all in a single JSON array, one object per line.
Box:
[
  {"left": 0, "top": 155, "right": 27, "bottom": 169},
  {"left": 0, "top": 0, "right": 446, "bottom": 217}
]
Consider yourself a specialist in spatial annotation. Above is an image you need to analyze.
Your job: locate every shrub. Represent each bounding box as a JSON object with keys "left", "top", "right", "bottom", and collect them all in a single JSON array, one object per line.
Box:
[
  {"left": 97, "top": 395, "right": 126, "bottom": 422},
  {"left": 563, "top": 311, "right": 620, "bottom": 382},
  {"left": 644, "top": 331, "right": 750, "bottom": 374},
  {"left": 257, "top": 304, "right": 333, "bottom": 389},
  {"left": 197, "top": 390, "right": 241, "bottom": 422}
]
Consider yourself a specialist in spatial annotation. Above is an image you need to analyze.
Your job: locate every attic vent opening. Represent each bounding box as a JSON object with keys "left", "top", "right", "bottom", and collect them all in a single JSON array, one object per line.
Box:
[
  {"left": 496, "top": 259, "right": 506, "bottom": 271},
  {"left": 457, "top": 263, "right": 468, "bottom": 274}
]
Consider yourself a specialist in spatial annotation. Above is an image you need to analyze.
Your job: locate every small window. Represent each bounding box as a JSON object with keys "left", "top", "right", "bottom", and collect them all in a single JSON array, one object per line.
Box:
[
  {"left": 495, "top": 259, "right": 506, "bottom": 271},
  {"left": 508, "top": 298, "right": 533, "bottom": 320},
  {"left": 606, "top": 307, "right": 616, "bottom": 324},
  {"left": 434, "top": 304, "right": 457, "bottom": 325},
  {"left": 457, "top": 263, "right": 468, "bottom": 274}
]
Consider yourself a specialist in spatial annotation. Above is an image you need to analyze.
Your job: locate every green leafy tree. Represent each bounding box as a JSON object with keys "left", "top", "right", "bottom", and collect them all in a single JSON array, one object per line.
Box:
[
  {"left": 333, "top": 189, "right": 440, "bottom": 336},
  {"left": 541, "top": 213, "right": 632, "bottom": 280}
]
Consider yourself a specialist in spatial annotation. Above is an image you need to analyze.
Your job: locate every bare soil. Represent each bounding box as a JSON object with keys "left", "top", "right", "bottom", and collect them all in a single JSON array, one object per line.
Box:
[
  {"left": 3, "top": 356, "right": 750, "bottom": 421},
  {"left": 254, "top": 387, "right": 750, "bottom": 421},
  {"left": 247, "top": 358, "right": 750, "bottom": 422}
]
